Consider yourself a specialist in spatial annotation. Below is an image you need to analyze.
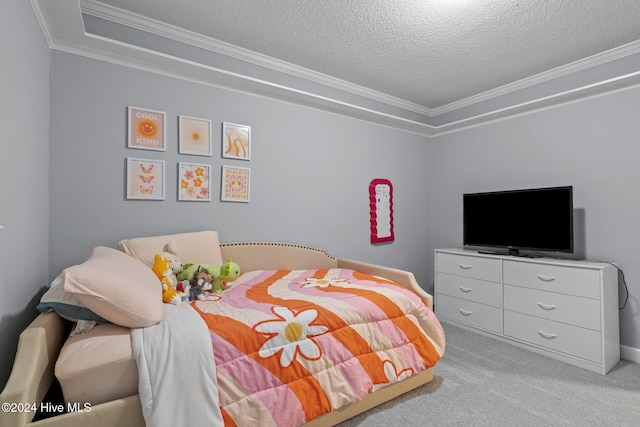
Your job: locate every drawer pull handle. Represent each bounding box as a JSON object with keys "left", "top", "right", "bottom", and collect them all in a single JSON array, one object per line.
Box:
[
  {"left": 459, "top": 286, "right": 473, "bottom": 293},
  {"left": 537, "top": 302, "right": 557, "bottom": 310},
  {"left": 536, "top": 275, "right": 556, "bottom": 282},
  {"left": 537, "top": 330, "right": 557, "bottom": 339},
  {"left": 459, "top": 309, "right": 473, "bottom": 316},
  {"left": 459, "top": 264, "right": 473, "bottom": 270}
]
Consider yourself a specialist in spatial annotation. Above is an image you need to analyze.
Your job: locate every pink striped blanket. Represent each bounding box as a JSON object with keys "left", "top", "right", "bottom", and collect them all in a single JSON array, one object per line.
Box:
[{"left": 190, "top": 268, "right": 446, "bottom": 426}]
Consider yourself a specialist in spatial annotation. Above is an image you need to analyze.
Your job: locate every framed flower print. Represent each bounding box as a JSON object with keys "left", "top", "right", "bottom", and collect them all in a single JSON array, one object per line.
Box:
[{"left": 178, "top": 162, "right": 211, "bottom": 201}]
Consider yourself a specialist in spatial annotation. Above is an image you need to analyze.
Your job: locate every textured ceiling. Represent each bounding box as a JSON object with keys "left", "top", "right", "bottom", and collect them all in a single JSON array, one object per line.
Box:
[{"left": 91, "top": 0, "right": 640, "bottom": 110}]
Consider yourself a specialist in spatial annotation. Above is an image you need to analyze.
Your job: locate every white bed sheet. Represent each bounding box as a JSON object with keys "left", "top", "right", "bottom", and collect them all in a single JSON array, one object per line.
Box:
[{"left": 132, "top": 303, "right": 223, "bottom": 427}]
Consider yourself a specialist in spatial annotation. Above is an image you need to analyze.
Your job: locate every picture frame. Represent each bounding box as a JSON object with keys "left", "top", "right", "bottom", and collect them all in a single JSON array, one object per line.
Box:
[
  {"left": 126, "top": 158, "right": 165, "bottom": 200},
  {"left": 221, "top": 165, "right": 250, "bottom": 202},
  {"left": 127, "top": 106, "right": 166, "bottom": 151},
  {"left": 178, "top": 162, "right": 211, "bottom": 201},
  {"left": 369, "top": 178, "right": 394, "bottom": 244},
  {"left": 179, "top": 115, "right": 212, "bottom": 156},
  {"left": 222, "top": 122, "right": 251, "bottom": 160}
]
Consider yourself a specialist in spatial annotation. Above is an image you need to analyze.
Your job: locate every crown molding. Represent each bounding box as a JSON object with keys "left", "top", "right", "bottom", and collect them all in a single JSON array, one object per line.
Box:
[
  {"left": 30, "top": 0, "right": 640, "bottom": 139},
  {"left": 79, "top": 0, "right": 640, "bottom": 120},
  {"left": 431, "top": 71, "right": 640, "bottom": 137},
  {"left": 433, "top": 39, "right": 640, "bottom": 116},
  {"left": 30, "top": 0, "right": 87, "bottom": 49},
  {"left": 79, "top": 0, "right": 432, "bottom": 118}
]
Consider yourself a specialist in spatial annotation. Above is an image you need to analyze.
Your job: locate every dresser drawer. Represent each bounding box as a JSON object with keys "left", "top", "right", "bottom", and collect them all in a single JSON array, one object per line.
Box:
[
  {"left": 504, "top": 311, "right": 601, "bottom": 363},
  {"left": 503, "top": 260, "right": 600, "bottom": 299},
  {"left": 504, "top": 285, "right": 601, "bottom": 331},
  {"left": 436, "top": 294, "right": 502, "bottom": 333},
  {"left": 436, "top": 272, "right": 502, "bottom": 307},
  {"left": 436, "top": 253, "right": 501, "bottom": 283}
]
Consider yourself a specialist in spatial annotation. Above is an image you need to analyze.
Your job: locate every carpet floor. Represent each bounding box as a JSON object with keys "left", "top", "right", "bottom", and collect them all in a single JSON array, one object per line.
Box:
[{"left": 338, "top": 322, "right": 640, "bottom": 427}]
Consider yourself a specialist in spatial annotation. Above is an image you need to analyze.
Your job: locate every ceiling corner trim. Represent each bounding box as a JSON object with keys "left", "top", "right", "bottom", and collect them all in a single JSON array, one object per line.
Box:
[
  {"left": 32, "top": 0, "right": 640, "bottom": 140},
  {"left": 433, "top": 39, "right": 640, "bottom": 116},
  {"left": 431, "top": 70, "right": 640, "bottom": 137},
  {"left": 31, "top": 0, "right": 89, "bottom": 49},
  {"left": 79, "top": 0, "right": 433, "bottom": 118},
  {"left": 33, "top": 0, "right": 437, "bottom": 137},
  {"left": 29, "top": 0, "right": 54, "bottom": 46}
]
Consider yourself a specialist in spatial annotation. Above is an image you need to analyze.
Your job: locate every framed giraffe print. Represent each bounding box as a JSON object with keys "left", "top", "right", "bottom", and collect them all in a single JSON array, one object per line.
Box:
[
  {"left": 221, "top": 165, "right": 250, "bottom": 202},
  {"left": 222, "top": 122, "right": 251, "bottom": 160},
  {"left": 126, "top": 158, "right": 165, "bottom": 200}
]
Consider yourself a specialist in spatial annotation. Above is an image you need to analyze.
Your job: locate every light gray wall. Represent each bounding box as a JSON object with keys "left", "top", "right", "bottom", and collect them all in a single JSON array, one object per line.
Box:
[
  {"left": 6, "top": 5, "right": 639, "bottom": 395},
  {"left": 49, "top": 51, "right": 432, "bottom": 286},
  {"left": 429, "top": 87, "right": 640, "bottom": 350},
  {"left": 0, "top": 0, "right": 50, "bottom": 388}
]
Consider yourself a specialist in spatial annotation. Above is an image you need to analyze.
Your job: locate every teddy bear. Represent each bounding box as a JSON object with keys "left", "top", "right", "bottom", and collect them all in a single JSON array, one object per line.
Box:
[{"left": 152, "top": 253, "right": 185, "bottom": 305}]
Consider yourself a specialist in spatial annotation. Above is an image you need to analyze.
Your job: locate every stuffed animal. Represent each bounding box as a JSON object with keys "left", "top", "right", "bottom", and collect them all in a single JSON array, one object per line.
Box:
[
  {"left": 159, "top": 251, "right": 186, "bottom": 290},
  {"left": 177, "top": 258, "right": 241, "bottom": 292},
  {"left": 216, "top": 258, "right": 241, "bottom": 290},
  {"left": 161, "top": 281, "right": 182, "bottom": 305},
  {"left": 186, "top": 266, "right": 216, "bottom": 301},
  {"left": 152, "top": 253, "right": 184, "bottom": 305}
]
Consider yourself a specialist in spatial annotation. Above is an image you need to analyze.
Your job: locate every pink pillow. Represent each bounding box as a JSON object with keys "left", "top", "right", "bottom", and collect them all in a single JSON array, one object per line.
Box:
[
  {"left": 63, "top": 246, "right": 163, "bottom": 328},
  {"left": 118, "top": 230, "right": 223, "bottom": 267}
]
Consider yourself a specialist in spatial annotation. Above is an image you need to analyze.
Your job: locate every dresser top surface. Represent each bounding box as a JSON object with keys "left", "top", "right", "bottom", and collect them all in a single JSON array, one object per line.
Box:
[{"left": 435, "top": 248, "right": 613, "bottom": 270}]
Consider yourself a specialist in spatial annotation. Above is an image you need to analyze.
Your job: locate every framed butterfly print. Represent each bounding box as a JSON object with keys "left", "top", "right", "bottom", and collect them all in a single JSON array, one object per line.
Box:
[
  {"left": 221, "top": 165, "right": 250, "bottom": 202},
  {"left": 179, "top": 116, "right": 212, "bottom": 156},
  {"left": 126, "top": 158, "right": 165, "bottom": 200},
  {"left": 127, "top": 106, "right": 166, "bottom": 151},
  {"left": 178, "top": 162, "right": 211, "bottom": 201}
]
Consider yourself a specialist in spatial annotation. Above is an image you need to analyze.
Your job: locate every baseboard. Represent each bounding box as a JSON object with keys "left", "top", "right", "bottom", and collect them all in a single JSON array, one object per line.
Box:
[{"left": 621, "top": 344, "right": 640, "bottom": 364}]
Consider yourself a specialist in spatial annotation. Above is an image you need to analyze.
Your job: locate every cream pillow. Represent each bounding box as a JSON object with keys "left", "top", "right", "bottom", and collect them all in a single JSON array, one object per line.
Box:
[
  {"left": 63, "top": 246, "right": 163, "bottom": 328},
  {"left": 118, "top": 230, "right": 223, "bottom": 267}
]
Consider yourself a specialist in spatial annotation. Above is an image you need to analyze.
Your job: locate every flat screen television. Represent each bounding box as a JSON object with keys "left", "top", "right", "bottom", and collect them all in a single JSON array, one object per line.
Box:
[{"left": 463, "top": 186, "right": 573, "bottom": 256}]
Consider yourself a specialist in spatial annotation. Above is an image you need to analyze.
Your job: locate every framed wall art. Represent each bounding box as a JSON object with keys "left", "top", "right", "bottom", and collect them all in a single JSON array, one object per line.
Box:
[
  {"left": 178, "top": 162, "right": 211, "bottom": 201},
  {"left": 221, "top": 165, "right": 250, "bottom": 202},
  {"left": 369, "top": 178, "right": 394, "bottom": 244},
  {"left": 126, "top": 158, "right": 165, "bottom": 200},
  {"left": 222, "top": 122, "right": 251, "bottom": 160},
  {"left": 179, "top": 115, "right": 212, "bottom": 156},
  {"left": 127, "top": 106, "right": 166, "bottom": 151}
]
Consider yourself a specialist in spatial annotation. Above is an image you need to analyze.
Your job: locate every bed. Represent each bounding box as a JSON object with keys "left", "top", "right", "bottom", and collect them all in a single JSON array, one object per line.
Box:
[{"left": 1, "top": 231, "right": 446, "bottom": 427}]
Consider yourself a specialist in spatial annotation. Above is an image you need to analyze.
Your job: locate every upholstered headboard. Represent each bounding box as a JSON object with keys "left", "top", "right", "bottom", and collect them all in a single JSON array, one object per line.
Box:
[{"left": 220, "top": 242, "right": 338, "bottom": 272}]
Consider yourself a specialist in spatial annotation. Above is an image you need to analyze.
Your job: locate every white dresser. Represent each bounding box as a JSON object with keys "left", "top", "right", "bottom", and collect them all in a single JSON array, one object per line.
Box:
[{"left": 434, "top": 248, "right": 620, "bottom": 374}]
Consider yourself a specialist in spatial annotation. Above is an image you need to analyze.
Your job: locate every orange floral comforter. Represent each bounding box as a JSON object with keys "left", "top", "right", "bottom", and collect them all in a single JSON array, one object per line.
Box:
[{"left": 191, "top": 268, "right": 446, "bottom": 427}]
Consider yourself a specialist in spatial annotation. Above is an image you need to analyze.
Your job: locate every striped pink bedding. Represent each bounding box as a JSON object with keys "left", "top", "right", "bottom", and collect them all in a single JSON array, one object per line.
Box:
[{"left": 191, "top": 268, "right": 446, "bottom": 426}]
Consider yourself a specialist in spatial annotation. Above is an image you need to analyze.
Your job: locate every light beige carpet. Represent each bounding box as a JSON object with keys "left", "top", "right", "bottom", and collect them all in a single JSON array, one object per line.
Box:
[{"left": 338, "top": 322, "right": 640, "bottom": 427}]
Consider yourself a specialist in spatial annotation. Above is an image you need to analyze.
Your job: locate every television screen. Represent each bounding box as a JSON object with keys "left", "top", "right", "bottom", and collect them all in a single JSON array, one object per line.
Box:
[{"left": 463, "top": 186, "right": 573, "bottom": 254}]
